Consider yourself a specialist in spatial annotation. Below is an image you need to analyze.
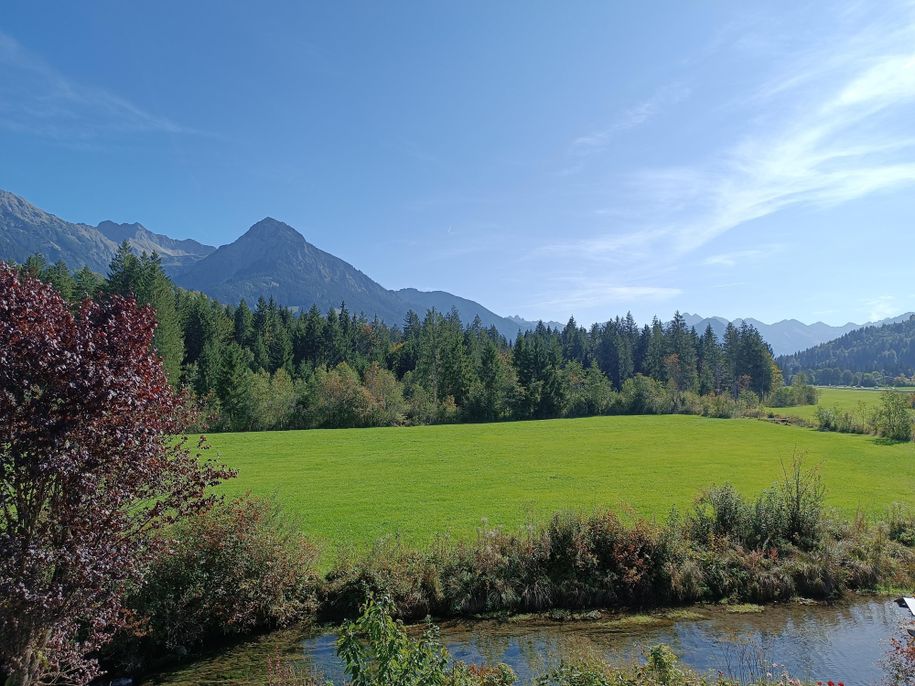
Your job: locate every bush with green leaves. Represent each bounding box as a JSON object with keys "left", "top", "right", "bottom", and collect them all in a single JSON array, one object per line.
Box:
[
  {"left": 768, "top": 377, "right": 818, "bottom": 408},
  {"left": 689, "top": 459, "right": 824, "bottom": 553},
  {"left": 814, "top": 406, "right": 868, "bottom": 434},
  {"left": 872, "top": 390, "right": 914, "bottom": 441},
  {"left": 619, "top": 375, "right": 673, "bottom": 414},
  {"left": 337, "top": 595, "right": 515, "bottom": 686}
]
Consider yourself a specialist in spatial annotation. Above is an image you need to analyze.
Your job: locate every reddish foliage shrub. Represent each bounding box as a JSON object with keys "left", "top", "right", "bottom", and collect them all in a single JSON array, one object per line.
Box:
[{"left": 0, "top": 264, "right": 232, "bottom": 685}]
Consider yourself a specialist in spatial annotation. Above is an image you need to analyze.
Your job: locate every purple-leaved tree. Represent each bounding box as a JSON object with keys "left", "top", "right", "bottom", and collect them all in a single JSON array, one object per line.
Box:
[{"left": 0, "top": 264, "right": 233, "bottom": 686}]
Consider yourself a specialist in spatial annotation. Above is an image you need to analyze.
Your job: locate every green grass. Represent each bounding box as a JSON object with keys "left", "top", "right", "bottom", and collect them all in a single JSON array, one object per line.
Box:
[
  {"left": 765, "top": 386, "right": 915, "bottom": 422},
  {"left": 206, "top": 415, "right": 915, "bottom": 559}
]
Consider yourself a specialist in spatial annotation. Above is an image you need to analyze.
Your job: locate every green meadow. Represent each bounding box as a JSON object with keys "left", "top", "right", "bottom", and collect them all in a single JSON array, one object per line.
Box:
[
  {"left": 765, "top": 386, "right": 915, "bottom": 422},
  {"left": 206, "top": 414, "right": 915, "bottom": 558}
]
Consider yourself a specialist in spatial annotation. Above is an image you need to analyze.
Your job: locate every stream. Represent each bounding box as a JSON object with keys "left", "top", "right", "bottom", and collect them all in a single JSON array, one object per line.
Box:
[{"left": 144, "top": 597, "right": 913, "bottom": 685}]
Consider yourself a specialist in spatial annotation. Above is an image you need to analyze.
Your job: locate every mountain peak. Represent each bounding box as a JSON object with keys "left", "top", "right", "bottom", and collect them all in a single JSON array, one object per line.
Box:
[
  {"left": 97, "top": 219, "right": 149, "bottom": 243},
  {"left": 243, "top": 217, "right": 304, "bottom": 242}
]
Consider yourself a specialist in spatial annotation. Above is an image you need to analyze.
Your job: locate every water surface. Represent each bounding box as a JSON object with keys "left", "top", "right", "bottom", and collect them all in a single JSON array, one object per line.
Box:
[{"left": 145, "top": 598, "right": 914, "bottom": 685}]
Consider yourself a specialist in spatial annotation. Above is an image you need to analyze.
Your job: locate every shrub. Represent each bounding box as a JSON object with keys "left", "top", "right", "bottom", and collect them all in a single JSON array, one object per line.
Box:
[
  {"left": 689, "top": 484, "right": 751, "bottom": 545},
  {"left": 872, "top": 391, "right": 914, "bottom": 442},
  {"left": 888, "top": 504, "right": 915, "bottom": 546},
  {"left": 619, "top": 375, "right": 671, "bottom": 414},
  {"left": 127, "top": 496, "right": 319, "bottom": 661},
  {"left": 310, "top": 363, "right": 376, "bottom": 428},
  {"left": 814, "top": 406, "right": 868, "bottom": 434},
  {"left": 700, "top": 394, "right": 743, "bottom": 418},
  {"left": 0, "top": 265, "right": 233, "bottom": 685},
  {"left": 768, "top": 377, "right": 818, "bottom": 407},
  {"left": 321, "top": 538, "right": 447, "bottom": 621},
  {"left": 773, "top": 458, "right": 824, "bottom": 550}
]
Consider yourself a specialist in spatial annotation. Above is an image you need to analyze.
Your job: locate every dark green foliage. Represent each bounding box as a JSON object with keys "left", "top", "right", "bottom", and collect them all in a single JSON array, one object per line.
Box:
[
  {"left": 872, "top": 390, "right": 914, "bottom": 441},
  {"left": 813, "top": 391, "right": 913, "bottom": 441},
  {"left": 106, "top": 243, "right": 185, "bottom": 384},
  {"left": 767, "top": 375, "right": 818, "bottom": 407},
  {"left": 111, "top": 478, "right": 915, "bottom": 678},
  {"left": 814, "top": 405, "right": 870, "bottom": 434},
  {"left": 20, "top": 255, "right": 782, "bottom": 432},
  {"left": 689, "top": 459, "right": 824, "bottom": 552}
]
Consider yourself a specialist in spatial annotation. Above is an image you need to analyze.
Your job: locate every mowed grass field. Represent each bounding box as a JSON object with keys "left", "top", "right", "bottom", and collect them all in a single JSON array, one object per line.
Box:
[
  {"left": 765, "top": 386, "right": 915, "bottom": 422},
  {"left": 206, "top": 414, "right": 915, "bottom": 560}
]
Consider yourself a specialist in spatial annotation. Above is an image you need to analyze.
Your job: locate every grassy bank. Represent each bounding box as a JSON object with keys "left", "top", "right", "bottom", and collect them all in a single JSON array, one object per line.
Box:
[
  {"left": 123, "top": 470, "right": 915, "bottom": 683},
  {"left": 206, "top": 415, "right": 915, "bottom": 557}
]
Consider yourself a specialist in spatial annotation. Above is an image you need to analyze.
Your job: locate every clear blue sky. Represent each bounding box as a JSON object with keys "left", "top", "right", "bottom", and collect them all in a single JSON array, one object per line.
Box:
[{"left": 2, "top": 1, "right": 914, "bottom": 326}]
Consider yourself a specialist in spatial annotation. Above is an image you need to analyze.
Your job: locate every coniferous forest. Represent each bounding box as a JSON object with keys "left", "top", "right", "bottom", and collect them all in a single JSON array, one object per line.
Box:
[{"left": 16, "top": 246, "right": 781, "bottom": 432}]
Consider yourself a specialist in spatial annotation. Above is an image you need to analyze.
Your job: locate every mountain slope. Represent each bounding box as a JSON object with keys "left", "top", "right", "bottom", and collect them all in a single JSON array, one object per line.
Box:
[
  {"left": 0, "top": 189, "right": 215, "bottom": 275},
  {"left": 174, "top": 218, "right": 543, "bottom": 338},
  {"left": 0, "top": 188, "right": 548, "bottom": 338},
  {"left": 0, "top": 189, "right": 116, "bottom": 273},
  {"left": 396, "top": 288, "right": 533, "bottom": 338},
  {"left": 682, "top": 312, "right": 915, "bottom": 356},
  {"left": 97, "top": 220, "right": 214, "bottom": 272},
  {"left": 778, "top": 315, "right": 915, "bottom": 383},
  {"left": 174, "top": 217, "right": 410, "bottom": 323}
]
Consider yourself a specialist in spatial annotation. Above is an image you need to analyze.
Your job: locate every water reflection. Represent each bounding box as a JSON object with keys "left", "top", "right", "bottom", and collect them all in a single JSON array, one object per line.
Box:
[{"left": 144, "top": 598, "right": 912, "bottom": 685}]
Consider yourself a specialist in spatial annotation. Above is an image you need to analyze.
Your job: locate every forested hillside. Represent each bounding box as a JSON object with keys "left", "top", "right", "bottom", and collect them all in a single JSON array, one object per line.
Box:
[
  {"left": 12, "top": 247, "right": 781, "bottom": 432},
  {"left": 779, "top": 315, "right": 915, "bottom": 386}
]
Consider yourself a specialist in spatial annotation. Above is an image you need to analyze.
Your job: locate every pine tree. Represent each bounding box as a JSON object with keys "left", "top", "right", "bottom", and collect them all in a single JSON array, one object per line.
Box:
[
  {"left": 698, "top": 325, "right": 721, "bottom": 395},
  {"left": 216, "top": 343, "right": 254, "bottom": 430},
  {"left": 234, "top": 300, "right": 255, "bottom": 347},
  {"left": 107, "top": 247, "right": 184, "bottom": 385}
]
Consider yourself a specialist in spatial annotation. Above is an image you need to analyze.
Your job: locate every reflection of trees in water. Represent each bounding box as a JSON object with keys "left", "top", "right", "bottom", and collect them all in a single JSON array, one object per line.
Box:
[{"left": 154, "top": 599, "right": 904, "bottom": 685}]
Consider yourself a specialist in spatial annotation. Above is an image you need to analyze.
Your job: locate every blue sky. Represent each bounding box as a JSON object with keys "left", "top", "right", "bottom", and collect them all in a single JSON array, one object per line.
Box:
[{"left": 2, "top": 1, "right": 915, "bottom": 326}]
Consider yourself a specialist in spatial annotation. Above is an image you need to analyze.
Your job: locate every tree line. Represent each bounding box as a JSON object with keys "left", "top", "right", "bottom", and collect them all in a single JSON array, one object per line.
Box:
[{"left": 17, "top": 247, "right": 782, "bottom": 431}]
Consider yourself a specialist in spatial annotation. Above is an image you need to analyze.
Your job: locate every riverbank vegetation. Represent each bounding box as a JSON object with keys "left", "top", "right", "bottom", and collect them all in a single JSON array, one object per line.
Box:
[{"left": 107, "top": 462, "right": 915, "bottom": 679}]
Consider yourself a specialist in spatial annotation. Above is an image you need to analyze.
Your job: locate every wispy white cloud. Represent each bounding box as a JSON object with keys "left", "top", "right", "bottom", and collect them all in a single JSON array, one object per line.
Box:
[
  {"left": 561, "top": 83, "right": 691, "bottom": 175},
  {"left": 570, "top": 83, "right": 691, "bottom": 152},
  {"left": 0, "top": 31, "right": 196, "bottom": 140},
  {"left": 557, "top": 1, "right": 915, "bottom": 265}
]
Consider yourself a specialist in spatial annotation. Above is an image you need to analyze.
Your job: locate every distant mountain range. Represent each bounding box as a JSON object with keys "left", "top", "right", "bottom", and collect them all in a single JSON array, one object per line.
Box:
[
  {"left": 778, "top": 315, "right": 915, "bottom": 381},
  {"left": 681, "top": 313, "right": 915, "bottom": 357},
  {"left": 0, "top": 189, "right": 215, "bottom": 274},
  {"left": 1, "top": 187, "right": 908, "bottom": 351},
  {"left": 0, "top": 189, "right": 545, "bottom": 339}
]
